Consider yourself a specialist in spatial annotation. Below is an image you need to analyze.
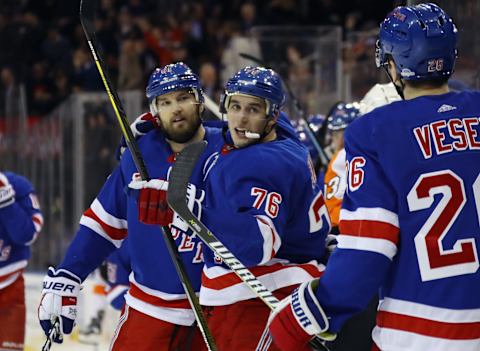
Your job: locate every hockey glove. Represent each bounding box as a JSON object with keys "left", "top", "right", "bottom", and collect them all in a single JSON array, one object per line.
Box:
[
  {"left": 325, "top": 234, "right": 338, "bottom": 254},
  {"left": 106, "top": 284, "right": 129, "bottom": 310},
  {"left": 268, "top": 280, "right": 335, "bottom": 351},
  {"left": 128, "top": 175, "right": 173, "bottom": 225},
  {"left": 38, "top": 267, "right": 82, "bottom": 343},
  {"left": 116, "top": 112, "right": 159, "bottom": 160},
  {"left": 0, "top": 172, "right": 15, "bottom": 209}
]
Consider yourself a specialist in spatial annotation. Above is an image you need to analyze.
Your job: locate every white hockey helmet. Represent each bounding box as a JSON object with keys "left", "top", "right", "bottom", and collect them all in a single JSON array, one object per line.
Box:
[{"left": 359, "top": 83, "right": 401, "bottom": 115}]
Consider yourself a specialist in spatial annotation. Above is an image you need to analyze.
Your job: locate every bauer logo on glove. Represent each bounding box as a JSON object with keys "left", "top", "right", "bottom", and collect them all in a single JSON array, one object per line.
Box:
[{"left": 38, "top": 267, "right": 82, "bottom": 344}]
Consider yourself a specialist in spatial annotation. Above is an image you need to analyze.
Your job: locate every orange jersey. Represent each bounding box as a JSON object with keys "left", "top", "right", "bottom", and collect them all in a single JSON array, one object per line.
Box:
[{"left": 324, "top": 149, "right": 347, "bottom": 226}]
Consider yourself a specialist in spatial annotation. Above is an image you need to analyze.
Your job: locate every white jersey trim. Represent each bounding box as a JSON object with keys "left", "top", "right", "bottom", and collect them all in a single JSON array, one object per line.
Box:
[
  {"left": 340, "top": 207, "right": 399, "bottom": 227},
  {"left": 380, "top": 297, "right": 480, "bottom": 323},
  {"left": 0, "top": 271, "right": 21, "bottom": 289},
  {"left": 80, "top": 216, "right": 123, "bottom": 248},
  {"left": 91, "top": 199, "right": 128, "bottom": 229},
  {"left": 0, "top": 260, "right": 27, "bottom": 277},
  {"left": 337, "top": 235, "right": 397, "bottom": 260},
  {"left": 124, "top": 293, "right": 195, "bottom": 326},
  {"left": 129, "top": 273, "right": 194, "bottom": 300},
  {"left": 372, "top": 326, "right": 480, "bottom": 351},
  {"left": 331, "top": 149, "right": 347, "bottom": 199},
  {"left": 200, "top": 262, "right": 324, "bottom": 306},
  {"left": 106, "top": 285, "right": 129, "bottom": 305},
  {"left": 256, "top": 215, "right": 282, "bottom": 264},
  {"left": 202, "top": 258, "right": 287, "bottom": 279},
  {"left": 32, "top": 213, "right": 44, "bottom": 233},
  {"left": 109, "top": 303, "right": 130, "bottom": 351}
]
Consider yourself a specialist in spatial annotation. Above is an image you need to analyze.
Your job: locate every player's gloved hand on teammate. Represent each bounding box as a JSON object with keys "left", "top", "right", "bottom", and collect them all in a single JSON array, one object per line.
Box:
[
  {"left": 38, "top": 267, "right": 82, "bottom": 343},
  {"left": 0, "top": 172, "right": 15, "bottom": 209},
  {"left": 268, "top": 279, "right": 335, "bottom": 351},
  {"left": 130, "top": 112, "right": 159, "bottom": 136},
  {"left": 325, "top": 234, "right": 338, "bottom": 254},
  {"left": 128, "top": 174, "right": 173, "bottom": 225},
  {"left": 106, "top": 284, "right": 129, "bottom": 310},
  {"left": 116, "top": 112, "right": 159, "bottom": 160}
]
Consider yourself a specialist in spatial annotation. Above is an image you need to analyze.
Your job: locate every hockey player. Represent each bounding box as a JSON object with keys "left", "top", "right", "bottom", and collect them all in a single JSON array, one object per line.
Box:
[
  {"left": 105, "top": 239, "right": 131, "bottom": 311},
  {"left": 137, "top": 66, "right": 331, "bottom": 349},
  {"left": 199, "top": 67, "right": 331, "bottom": 350},
  {"left": 322, "top": 102, "right": 378, "bottom": 351},
  {"left": 294, "top": 114, "right": 328, "bottom": 185},
  {"left": 268, "top": 3, "right": 480, "bottom": 351},
  {"left": 323, "top": 102, "right": 361, "bottom": 232},
  {"left": 79, "top": 239, "right": 130, "bottom": 343},
  {"left": 358, "top": 82, "right": 401, "bottom": 115},
  {"left": 0, "top": 171, "right": 43, "bottom": 351},
  {"left": 38, "top": 62, "right": 224, "bottom": 350}
]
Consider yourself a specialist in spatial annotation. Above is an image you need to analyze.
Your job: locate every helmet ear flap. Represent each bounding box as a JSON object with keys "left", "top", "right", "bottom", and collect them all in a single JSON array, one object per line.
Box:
[
  {"left": 191, "top": 88, "right": 204, "bottom": 104},
  {"left": 219, "top": 93, "right": 228, "bottom": 114}
]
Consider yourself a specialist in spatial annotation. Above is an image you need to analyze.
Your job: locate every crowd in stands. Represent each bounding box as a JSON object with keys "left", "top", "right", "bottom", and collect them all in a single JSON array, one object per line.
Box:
[{"left": 0, "top": 0, "right": 392, "bottom": 118}]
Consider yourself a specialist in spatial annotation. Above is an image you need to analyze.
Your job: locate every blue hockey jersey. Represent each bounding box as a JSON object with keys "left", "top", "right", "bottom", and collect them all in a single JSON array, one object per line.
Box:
[
  {"left": 59, "top": 126, "right": 224, "bottom": 325},
  {"left": 0, "top": 172, "right": 43, "bottom": 289},
  {"left": 200, "top": 131, "right": 331, "bottom": 306},
  {"left": 315, "top": 91, "right": 480, "bottom": 350}
]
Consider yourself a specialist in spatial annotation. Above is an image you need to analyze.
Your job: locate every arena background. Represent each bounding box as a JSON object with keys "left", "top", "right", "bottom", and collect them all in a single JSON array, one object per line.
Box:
[
  {"left": 0, "top": 0, "right": 478, "bottom": 349},
  {"left": 0, "top": 0, "right": 478, "bottom": 273}
]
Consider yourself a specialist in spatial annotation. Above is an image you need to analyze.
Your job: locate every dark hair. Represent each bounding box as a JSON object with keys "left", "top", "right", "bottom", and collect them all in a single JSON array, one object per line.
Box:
[{"left": 405, "top": 76, "right": 449, "bottom": 89}]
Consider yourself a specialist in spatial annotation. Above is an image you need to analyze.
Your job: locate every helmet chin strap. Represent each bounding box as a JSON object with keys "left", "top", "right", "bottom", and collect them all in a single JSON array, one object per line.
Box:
[
  {"left": 245, "top": 116, "right": 276, "bottom": 141},
  {"left": 382, "top": 65, "right": 405, "bottom": 100}
]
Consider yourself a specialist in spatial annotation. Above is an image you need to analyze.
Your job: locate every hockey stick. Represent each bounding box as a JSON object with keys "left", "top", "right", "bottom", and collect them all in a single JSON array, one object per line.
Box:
[
  {"left": 204, "top": 94, "right": 222, "bottom": 119},
  {"left": 42, "top": 318, "right": 61, "bottom": 351},
  {"left": 239, "top": 53, "right": 331, "bottom": 167},
  {"left": 167, "top": 141, "right": 333, "bottom": 351},
  {"left": 79, "top": 1, "right": 217, "bottom": 350}
]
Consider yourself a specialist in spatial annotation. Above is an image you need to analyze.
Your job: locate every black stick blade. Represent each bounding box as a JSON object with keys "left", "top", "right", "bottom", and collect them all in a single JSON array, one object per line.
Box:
[
  {"left": 167, "top": 141, "right": 208, "bottom": 209},
  {"left": 79, "top": 0, "right": 96, "bottom": 39}
]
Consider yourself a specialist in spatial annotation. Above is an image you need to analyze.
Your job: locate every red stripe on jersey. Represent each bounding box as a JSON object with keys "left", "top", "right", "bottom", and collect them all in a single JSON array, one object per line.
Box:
[
  {"left": 340, "top": 219, "right": 399, "bottom": 245},
  {"left": 202, "top": 263, "right": 323, "bottom": 290},
  {"left": 0, "top": 268, "right": 22, "bottom": 283},
  {"left": 83, "top": 208, "right": 127, "bottom": 240},
  {"left": 32, "top": 215, "right": 43, "bottom": 226},
  {"left": 377, "top": 310, "right": 480, "bottom": 340},
  {"left": 129, "top": 283, "right": 192, "bottom": 309}
]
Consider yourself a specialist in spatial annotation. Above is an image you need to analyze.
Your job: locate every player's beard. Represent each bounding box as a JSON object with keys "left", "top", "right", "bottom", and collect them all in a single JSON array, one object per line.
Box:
[{"left": 162, "top": 115, "right": 202, "bottom": 144}]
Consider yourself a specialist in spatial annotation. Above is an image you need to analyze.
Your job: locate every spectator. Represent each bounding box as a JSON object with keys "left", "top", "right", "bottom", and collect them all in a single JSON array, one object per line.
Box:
[
  {"left": 199, "top": 61, "right": 221, "bottom": 100},
  {"left": 118, "top": 32, "right": 143, "bottom": 91},
  {"left": 42, "top": 26, "right": 73, "bottom": 72},
  {"left": 72, "top": 48, "right": 103, "bottom": 92}
]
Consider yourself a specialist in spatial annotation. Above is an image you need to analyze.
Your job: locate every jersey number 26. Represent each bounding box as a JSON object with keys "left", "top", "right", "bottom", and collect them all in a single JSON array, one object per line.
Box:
[{"left": 408, "top": 170, "right": 479, "bottom": 282}]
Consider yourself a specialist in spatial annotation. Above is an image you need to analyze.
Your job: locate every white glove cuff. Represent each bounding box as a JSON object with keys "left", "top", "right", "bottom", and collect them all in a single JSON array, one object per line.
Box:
[
  {"left": 128, "top": 178, "right": 168, "bottom": 191},
  {"left": 43, "top": 269, "right": 81, "bottom": 297},
  {"left": 0, "top": 184, "right": 15, "bottom": 208},
  {"left": 290, "top": 281, "right": 330, "bottom": 336}
]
